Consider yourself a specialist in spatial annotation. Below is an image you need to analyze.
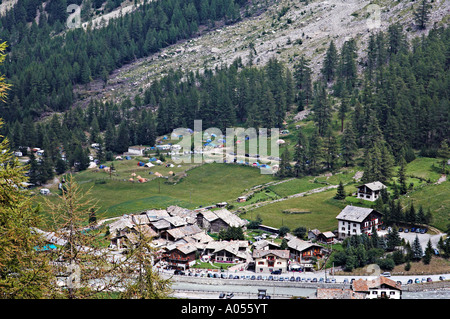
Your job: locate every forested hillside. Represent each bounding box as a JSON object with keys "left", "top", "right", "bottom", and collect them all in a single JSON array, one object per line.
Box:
[
  {"left": 0, "top": 0, "right": 448, "bottom": 189},
  {"left": 0, "top": 0, "right": 248, "bottom": 122}
]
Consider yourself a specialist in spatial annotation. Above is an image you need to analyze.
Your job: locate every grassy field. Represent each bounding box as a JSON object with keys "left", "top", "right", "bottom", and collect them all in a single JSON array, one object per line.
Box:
[
  {"left": 245, "top": 189, "right": 348, "bottom": 232},
  {"left": 34, "top": 155, "right": 448, "bottom": 233},
  {"left": 401, "top": 181, "right": 450, "bottom": 231},
  {"left": 36, "top": 162, "right": 275, "bottom": 220}
]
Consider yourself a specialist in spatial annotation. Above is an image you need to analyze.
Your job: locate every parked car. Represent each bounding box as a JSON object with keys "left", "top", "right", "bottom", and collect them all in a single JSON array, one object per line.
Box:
[
  {"left": 407, "top": 279, "right": 413, "bottom": 284},
  {"left": 343, "top": 278, "right": 349, "bottom": 284},
  {"left": 226, "top": 293, "right": 234, "bottom": 299},
  {"left": 251, "top": 275, "right": 256, "bottom": 280},
  {"left": 415, "top": 278, "right": 420, "bottom": 284},
  {"left": 295, "top": 277, "right": 301, "bottom": 282},
  {"left": 290, "top": 276, "right": 295, "bottom": 281},
  {"left": 271, "top": 269, "right": 282, "bottom": 275},
  {"left": 219, "top": 293, "right": 225, "bottom": 298},
  {"left": 398, "top": 228, "right": 403, "bottom": 232},
  {"left": 404, "top": 229, "right": 409, "bottom": 233},
  {"left": 312, "top": 278, "right": 317, "bottom": 282},
  {"left": 411, "top": 227, "right": 416, "bottom": 232},
  {"left": 174, "top": 270, "right": 185, "bottom": 275},
  {"left": 439, "top": 276, "right": 446, "bottom": 281},
  {"left": 233, "top": 275, "right": 239, "bottom": 279},
  {"left": 427, "top": 277, "right": 432, "bottom": 282},
  {"left": 268, "top": 275, "right": 273, "bottom": 281},
  {"left": 257, "top": 275, "right": 262, "bottom": 280},
  {"left": 381, "top": 272, "right": 391, "bottom": 277}
]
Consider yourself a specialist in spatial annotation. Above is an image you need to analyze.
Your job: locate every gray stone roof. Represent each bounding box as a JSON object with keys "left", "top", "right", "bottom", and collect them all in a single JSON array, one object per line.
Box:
[
  {"left": 358, "top": 181, "right": 386, "bottom": 191},
  {"left": 336, "top": 205, "right": 375, "bottom": 223}
]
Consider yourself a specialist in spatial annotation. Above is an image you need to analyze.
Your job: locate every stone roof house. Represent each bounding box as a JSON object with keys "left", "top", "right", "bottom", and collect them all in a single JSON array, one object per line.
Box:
[
  {"left": 336, "top": 205, "right": 383, "bottom": 239},
  {"left": 196, "top": 208, "right": 247, "bottom": 233}
]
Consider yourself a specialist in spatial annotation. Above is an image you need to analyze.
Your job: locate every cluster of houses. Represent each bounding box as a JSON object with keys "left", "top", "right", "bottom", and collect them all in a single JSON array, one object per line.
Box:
[
  {"left": 106, "top": 205, "right": 348, "bottom": 272},
  {"left": 105, "top": 181, "right": 386, "bottom": 274}
]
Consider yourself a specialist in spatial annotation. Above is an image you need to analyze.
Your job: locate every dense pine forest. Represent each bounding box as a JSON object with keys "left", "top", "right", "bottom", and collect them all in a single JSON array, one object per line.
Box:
[
  {"left": 0, "top": 0, "right": 248, "bottom": 122},
  {"left": 0, "top": 0, "right": 449, "bottom": 188}
]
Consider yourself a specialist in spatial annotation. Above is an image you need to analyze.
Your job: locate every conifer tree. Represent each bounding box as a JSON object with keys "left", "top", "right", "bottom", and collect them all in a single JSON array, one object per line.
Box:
[
  {"left": 341, "top": 122, "right": 357, "bottom": 167},
  {"left": 321, "top": 40, "right": 338, "bottom": 82},
  {"left": 414, "top": 0, "right": 432, "bottom": 30},
  {"left": 334, "top": 181, "right": 346, "bottom": 200},
  {"left": 412, "top": 235, "right": 423, "bottom": 261}
]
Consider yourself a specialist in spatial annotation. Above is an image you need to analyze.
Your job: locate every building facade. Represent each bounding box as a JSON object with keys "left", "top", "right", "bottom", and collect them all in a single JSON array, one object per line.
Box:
[{"left": 336, "top": 205, "right": 383, "bottom": 239}]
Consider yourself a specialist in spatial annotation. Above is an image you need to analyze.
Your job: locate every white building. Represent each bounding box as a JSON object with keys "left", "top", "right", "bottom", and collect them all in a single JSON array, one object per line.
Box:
[
  {"left": 356, "top": 181, "right": 386, "bottom": 201},
  {"left": 352, "top": 277, "right": 402, "bottom": 299},
  {"left": 336, "top": 205, "right": 383, "bottom": 239}
]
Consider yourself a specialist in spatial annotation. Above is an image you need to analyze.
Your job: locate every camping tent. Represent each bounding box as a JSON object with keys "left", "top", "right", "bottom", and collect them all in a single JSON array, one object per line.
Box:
[
  {"left": 145, "top": 163, "right": 155, "bottom": 167},
  {"left": 154, "top": 172, "right": 163, "bottom": 177},
  {"left": 276, "top": 139, "right": 285, "bottom": 145}
]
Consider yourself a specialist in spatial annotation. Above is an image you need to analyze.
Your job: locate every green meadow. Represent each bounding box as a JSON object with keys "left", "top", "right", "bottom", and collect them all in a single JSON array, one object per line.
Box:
[{"left": 34, "top": 155, "right": 448, "bottom": 232}]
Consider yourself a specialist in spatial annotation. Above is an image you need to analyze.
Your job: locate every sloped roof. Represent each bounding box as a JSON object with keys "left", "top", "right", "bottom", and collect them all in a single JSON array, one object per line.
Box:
[
  {"left": 352, "top": 277, "right": 402, "bottom": 292},
  {"left": 252, "top": 249, "right": 290, "bottom": 259},
  {"left": 151, "top": 219, "right": 171, "bottom": 230},
  {"left": 336, "top": 205, "right": 378, "bottom": 223},
  {"left": 166, "top": 224, "right": 202, "bottom": 240},
  {"left": 213, "top": 209, "right": 247, "bottom": 227},
  {"left": 358, "top": 181, "right": 386, "bottom": 191},
  {"left": 200, "top": 210, "right": 220, "bottom": 222},
  {"left": 287, "top": 237, "right": 322, "bottom": 252},
  {"left": 164, "top": 216, "right": 187, "bottom": 227},
  {"left": 108, "top": 216, "right": 134, "bottom": 234},
  {"left": 144, "top": 209, "right": 170, "bottom": 221},
  {"left": 175, "top": 243, "right": 198, "bottom": 255},
  {"left": 320, "top": 231, "right": 336, "bottom": 238}
]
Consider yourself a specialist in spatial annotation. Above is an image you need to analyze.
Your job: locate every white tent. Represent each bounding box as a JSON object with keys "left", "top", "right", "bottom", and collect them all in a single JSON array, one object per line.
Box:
[{"left": 145, "top": 162, "right": 155, "bottom": 167}]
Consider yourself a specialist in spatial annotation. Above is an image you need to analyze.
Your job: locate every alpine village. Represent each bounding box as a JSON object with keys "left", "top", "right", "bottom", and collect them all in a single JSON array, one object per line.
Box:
[{"left": 0, "top": 0, "right": 449, "bottom": 303}]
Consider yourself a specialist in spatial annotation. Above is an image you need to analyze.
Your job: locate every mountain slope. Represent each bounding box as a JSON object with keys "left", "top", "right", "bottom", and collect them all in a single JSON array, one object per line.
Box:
[{"left": 74, "top": 0, "right": 450, "bottom": 108}]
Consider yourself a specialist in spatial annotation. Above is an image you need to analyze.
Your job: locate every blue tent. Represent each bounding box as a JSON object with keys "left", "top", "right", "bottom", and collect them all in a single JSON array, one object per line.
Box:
[
  {"left": 206, "top": 139, "right": 212, "bottom": 143},
  {"left": 34, "top": 244, "right": 57, "bottom": 252},
  {"left": 125, "top": 156, "right": 131, "bottom": 160},
  {"left": 150, "top": 157, "right": 157, "bottom": 161}
]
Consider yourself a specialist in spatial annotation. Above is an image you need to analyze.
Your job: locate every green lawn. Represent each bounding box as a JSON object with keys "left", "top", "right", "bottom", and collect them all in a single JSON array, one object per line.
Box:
[
  {"left": 36, "top": 163, "right": 275, "bottom": 220},
  {"left": 401, "top": 181, "right": 450, "bottom": 231},
  {"left": 247, "top": 189, "right": 347, "bottom": 232}
]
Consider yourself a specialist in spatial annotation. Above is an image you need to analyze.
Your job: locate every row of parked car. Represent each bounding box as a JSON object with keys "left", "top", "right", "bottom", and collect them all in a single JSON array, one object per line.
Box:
[
  {"left": 406, "top": 276, "right": 446, "bottom": 284},
  {"left": 174, "top": 270, "right": 340, "bottom": 283},
  {"left": 398, "top": 227, "right": 428, "bottom": 234}
]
